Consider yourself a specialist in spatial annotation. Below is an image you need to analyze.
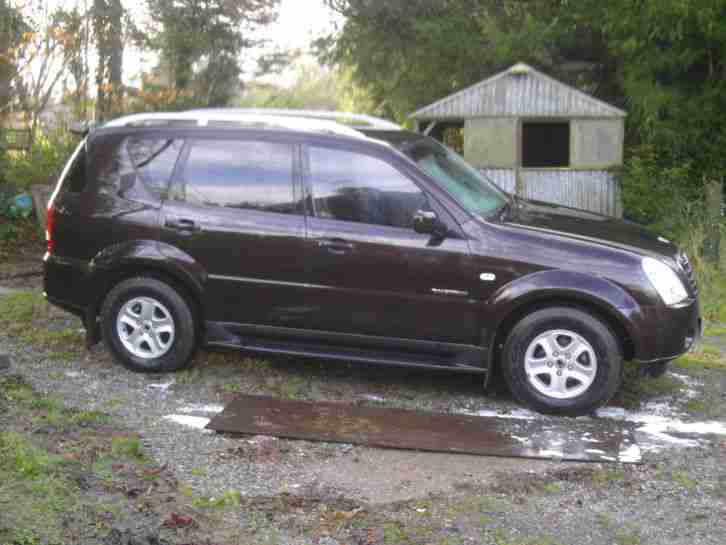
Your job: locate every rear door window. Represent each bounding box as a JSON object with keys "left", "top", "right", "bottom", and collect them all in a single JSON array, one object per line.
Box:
[{"left": 174, "top": 139, "right": 301, "bottom": 215}]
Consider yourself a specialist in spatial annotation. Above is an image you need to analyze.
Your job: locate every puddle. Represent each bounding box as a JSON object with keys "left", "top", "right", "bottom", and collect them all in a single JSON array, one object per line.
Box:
[
  {"left": 595, "top": 406, "right": 726, "bottom": 451},
  {"left": 595, "top": 373, "right": 726, "bottom": 454}
]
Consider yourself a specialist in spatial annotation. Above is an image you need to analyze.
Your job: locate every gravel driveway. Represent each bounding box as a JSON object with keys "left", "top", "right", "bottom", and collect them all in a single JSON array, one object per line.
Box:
[{"left": 2, "top": 286, "right": 726, "bottom": 545}]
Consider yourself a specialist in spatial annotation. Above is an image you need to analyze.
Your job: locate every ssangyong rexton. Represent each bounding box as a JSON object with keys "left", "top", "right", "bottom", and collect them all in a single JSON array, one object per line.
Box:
[{"left": 43, "top": 109, "right": 701, "bottom": 415}]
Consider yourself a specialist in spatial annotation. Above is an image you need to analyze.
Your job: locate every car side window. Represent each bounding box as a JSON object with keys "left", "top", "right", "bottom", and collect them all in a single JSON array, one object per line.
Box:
[
  {"left": 175, "top": 139, "right": 300, "bottom": 215},
  {"left": 94, "top": 136, "right": 182, "bottom": 202},
  {"left": 127, "top": 138, "right": 183, "bottom": 198},
  {"left": 308, "top": 147, "right": 428, "bottom": 229}
]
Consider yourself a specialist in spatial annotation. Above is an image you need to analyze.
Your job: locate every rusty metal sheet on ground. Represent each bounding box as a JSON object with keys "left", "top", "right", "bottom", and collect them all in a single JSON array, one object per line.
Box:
[{"left": 207, "top": 396, "right": 641, "bottom": 464}]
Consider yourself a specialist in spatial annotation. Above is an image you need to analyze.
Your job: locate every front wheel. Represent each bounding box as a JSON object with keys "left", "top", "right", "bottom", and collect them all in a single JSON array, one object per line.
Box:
[
  {"left": 101, "top": 277, "right": 197, "bottom": 373},
  {"left": 501, "top": 307, "right": 622, "bottom": 416}
]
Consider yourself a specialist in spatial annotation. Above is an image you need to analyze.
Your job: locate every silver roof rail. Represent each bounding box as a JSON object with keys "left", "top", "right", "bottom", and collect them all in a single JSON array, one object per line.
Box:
[
  {"left": 191, "top": 108, "right": 403, "bottom": 131},
  {"left": 102, "top": 112, "right": 367, "bottom": 139}
]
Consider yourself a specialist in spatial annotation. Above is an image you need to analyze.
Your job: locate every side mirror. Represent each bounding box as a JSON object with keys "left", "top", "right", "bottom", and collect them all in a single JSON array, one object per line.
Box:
[{"left": 413, "top": 210, "right": 446, "bottom": 238}]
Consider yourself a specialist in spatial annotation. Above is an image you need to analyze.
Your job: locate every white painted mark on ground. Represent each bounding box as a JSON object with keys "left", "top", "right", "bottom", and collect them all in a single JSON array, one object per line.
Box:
[
  {"left": 177, "top": 404, "right": 225, "bottom": 414},
  {"left": 618, "top": 443, "right": 642, "bottom": 463},
  {"left": 163, "top": 415, "right": 211, "bottom": 430},
  {"left": 148, "top": 381, "right": 174, "bottom": 393}
]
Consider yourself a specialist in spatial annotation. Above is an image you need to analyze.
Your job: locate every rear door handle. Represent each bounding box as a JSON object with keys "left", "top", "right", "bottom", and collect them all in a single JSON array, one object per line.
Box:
[
  {"left": 317, "top": 238, "right": 355, "bottom": 255},
  {"left": 165, "top": 218, "right": 201, "bottom": 234}
]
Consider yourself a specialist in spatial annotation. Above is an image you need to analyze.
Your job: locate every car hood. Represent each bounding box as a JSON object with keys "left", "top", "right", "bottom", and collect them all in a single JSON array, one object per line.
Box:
[{"left": 504, "top": 198, "right": 677, "bottom": 258}]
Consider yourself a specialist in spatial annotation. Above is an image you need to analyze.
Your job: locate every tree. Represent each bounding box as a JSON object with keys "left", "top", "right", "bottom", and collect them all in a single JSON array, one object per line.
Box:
[
  {"left": 145, "top": 0, "right": 279, "bottom": 107},
  {"left": 317, "top": 1, "right": 604, "bottom": 121},
  {"left": 93, "top": 0, "right": 124, "bottom": 121},
  {"left": 320, "top": 0, "right": 726, "bottom": 227},
  {"left": 0, "top": 1, "right": 30, "bottom": 121},
  {"left": 237, "top": 59, "right": 344, "bottom": 110},
  {"left": 56, "top": 6, "right": 91, "bottom": 120},
  {"left": 6, "top": 3, "right": 80, "bottom": 138}
]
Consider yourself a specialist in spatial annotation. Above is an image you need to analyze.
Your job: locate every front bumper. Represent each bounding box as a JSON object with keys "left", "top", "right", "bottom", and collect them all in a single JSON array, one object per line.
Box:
[{"left": 633, "top": 297, "right": 701, "bottom": 364}]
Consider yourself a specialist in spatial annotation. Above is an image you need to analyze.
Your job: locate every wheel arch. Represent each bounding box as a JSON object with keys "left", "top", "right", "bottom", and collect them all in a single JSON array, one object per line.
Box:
[
  {"left": 87, "top": 241, "right": 207, "bottom": 341},
  {"left": 483, "top": 271, "right": 642, "bottom": 386}
]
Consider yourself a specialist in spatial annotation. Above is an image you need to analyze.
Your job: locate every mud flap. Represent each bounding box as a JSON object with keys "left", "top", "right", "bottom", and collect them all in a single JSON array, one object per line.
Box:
[{"left": 84, "top": 306, "right": 101, "bottom": 349}]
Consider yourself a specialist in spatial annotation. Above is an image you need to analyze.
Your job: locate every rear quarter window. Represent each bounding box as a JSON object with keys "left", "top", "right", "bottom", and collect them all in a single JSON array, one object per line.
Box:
[
  {"left": 93, "top": 135, "right": 183, "bottom": 201},
  {"left": 64, "top": 146, "right": 87, "bottom": 193},
  {"left": 127, "top": 138, "right": 184, "bottom": 198}
]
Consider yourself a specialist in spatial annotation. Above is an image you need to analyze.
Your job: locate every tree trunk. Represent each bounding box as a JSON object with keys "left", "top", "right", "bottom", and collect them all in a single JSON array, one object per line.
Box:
[
  {"left": 108, "top": 0, "right": 123, "bottom": 118},
  {"left": 94, "top": 0, "right": 108, "bottom": 122},
  {"left": 94, "top": 0, "right": 124, "bottom": 121}
]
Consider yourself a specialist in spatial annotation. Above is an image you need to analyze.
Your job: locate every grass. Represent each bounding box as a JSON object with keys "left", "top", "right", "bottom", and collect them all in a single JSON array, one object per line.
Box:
[
  {"left": 619, "top": 361, "right": 683, "bottom": 409},
  {"left": 674, "top": 348, "right": 726, "bottom": 371},
  {"left": 111, "top": 436, "right": 146, "bottom": 461},
  {"left": 0, "top": 378, "right": 86, "bottom": 542},
  {"left": 672, "top": 470, "right": 697, "bottom": 491},
  {"left": 704, "top": 325, "right": 726, "bottom": 337},
  {"left": 192, "top": 489, "right": 242, "bottom": 510},
  {"left": 591, "top": 468, "right": 626, "bottom": 487},
  {"left": 542, "top": 482, "right": 562, "bottom": 494},
  {"left": 0, "top": 292, "right": 85, "bottom": 359},
  {"left": 615, "top": 529, "right": 642, "bottom": 545},
  {"left": 0, "top": 374, "right": 239, "bottom": 543}
]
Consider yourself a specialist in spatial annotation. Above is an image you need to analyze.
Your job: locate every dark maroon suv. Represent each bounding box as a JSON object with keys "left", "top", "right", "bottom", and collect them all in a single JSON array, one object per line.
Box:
[{"left": 43, "top": 109, "right": 701, "bottom": 416}]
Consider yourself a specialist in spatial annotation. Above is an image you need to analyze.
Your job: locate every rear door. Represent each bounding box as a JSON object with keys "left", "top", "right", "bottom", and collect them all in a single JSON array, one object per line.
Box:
[
  {"left": 302, "top": 144, "right": 479, "bottom": 345},
  {"left": 160, "top": 135, "right": 307, "bottom": 327}
]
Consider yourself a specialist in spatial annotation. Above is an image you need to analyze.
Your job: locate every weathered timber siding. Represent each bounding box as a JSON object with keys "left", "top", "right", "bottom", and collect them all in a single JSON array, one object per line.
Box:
[{"left": 480, "top": 168, "right": 620, "bottom": 217}]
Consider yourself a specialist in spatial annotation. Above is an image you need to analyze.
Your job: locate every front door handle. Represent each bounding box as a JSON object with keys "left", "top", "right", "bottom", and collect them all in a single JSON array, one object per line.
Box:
[
  {"left": 317, "top": 238, "right": 355, "bottom": 255},
  {"left": 165, "top": 218, "right": 201, "bottom": 234}
]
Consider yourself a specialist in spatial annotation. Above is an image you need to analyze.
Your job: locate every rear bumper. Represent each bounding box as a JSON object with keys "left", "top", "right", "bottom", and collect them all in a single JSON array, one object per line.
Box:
[
  {"left": 633, "top": 298, "right": 701, "bottom": 364},
  {"left": 43, "top": 252, "right": 92, "bottom": 317}
]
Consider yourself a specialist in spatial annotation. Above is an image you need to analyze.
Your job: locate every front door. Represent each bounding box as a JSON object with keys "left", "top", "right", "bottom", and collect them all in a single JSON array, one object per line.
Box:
[
  {"left": 302, "top": 144, "right": 478, "bottom": 345},
  {"left": 160, "top": 136, "right": 308, "bottom": 327}
]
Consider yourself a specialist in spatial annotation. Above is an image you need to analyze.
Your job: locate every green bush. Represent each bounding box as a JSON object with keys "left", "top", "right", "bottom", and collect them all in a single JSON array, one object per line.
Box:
[
  {"left": 619, "top": 145, "right": 698, "bottom": 237},
  {"left": 672, "top": 204, "right": 726, "bottom": 323},
  {"left": 3, "top": 128, "right": 78, "bottom": 190}
]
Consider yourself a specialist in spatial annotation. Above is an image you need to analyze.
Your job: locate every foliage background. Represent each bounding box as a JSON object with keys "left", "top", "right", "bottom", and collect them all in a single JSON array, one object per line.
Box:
[{"left": 319, "top": 0, "right": 726, "bottom": 234}]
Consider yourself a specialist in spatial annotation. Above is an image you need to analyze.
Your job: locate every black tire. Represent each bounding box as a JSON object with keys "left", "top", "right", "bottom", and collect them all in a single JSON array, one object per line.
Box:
[
  {"left": 501, "top": 307, "right": 622, "bottom": 416},
  {"left": 100, "top": 277, "right": 197, "bottom": 373}
]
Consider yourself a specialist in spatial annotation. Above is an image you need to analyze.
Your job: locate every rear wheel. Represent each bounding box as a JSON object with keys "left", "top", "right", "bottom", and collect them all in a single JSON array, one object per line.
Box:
[
  {"left": 101, "top": 277, "right": 197, "bottom": 373},
  {"left": 501, "top": 307, "right": 622, "bottom": 416}
]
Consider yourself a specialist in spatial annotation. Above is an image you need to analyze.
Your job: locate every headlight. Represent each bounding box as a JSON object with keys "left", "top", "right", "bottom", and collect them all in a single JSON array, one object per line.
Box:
[{"left": 642, "top": 257, "right": 689, "bottom": 306}]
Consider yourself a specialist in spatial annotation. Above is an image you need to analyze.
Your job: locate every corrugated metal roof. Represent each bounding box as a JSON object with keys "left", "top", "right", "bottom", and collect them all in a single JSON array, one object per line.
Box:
[{"left": 411, "top": 63, "right": 626, "bottom": 120}]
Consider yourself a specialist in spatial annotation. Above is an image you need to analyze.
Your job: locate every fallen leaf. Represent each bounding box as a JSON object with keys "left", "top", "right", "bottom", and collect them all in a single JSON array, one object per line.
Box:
[
  {"left": 334, "top": 507, "right": 364, "bottom": 520},
  {"left": 163, "top": 512, "right": 195, "bottom": 529}
]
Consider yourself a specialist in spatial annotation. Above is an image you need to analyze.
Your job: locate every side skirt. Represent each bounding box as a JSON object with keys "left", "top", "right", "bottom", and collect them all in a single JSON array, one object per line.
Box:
[{"left": 204, "top": 322, "right": 489, "bottom": 374}]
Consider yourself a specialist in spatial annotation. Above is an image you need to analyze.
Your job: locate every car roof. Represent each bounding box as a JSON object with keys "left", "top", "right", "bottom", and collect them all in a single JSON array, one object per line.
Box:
[
  {"left": 101, "top": 109, "right": 404, "bottom": 144},
  {"left": 101, "top": 111, "right": 367, "bottom": 139}
]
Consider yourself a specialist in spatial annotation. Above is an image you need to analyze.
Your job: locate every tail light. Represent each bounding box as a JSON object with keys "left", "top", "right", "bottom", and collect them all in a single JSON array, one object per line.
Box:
[{"left": 46, "top": 204, "right": 55, "bottom": 255}]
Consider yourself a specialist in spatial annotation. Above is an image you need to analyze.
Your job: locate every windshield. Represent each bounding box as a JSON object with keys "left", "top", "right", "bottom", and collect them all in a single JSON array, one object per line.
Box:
[{"left": 401, "top": 138, "right": 509, "bottom": 219}]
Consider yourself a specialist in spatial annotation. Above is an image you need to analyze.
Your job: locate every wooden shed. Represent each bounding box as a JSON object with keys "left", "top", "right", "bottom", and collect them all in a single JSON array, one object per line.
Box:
[{"left": 410, "top": 63, "right": 626, "bottom": 217}]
